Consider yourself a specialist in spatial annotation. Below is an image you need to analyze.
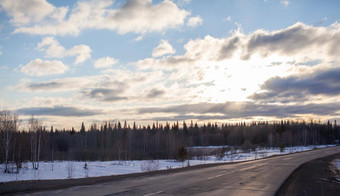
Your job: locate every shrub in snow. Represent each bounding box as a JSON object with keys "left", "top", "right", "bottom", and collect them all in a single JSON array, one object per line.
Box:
[
  {"left": 216, "top": 147, "right": 228, "bottom": 160},
  {"left": 177, "top": 146, "right": 188, "bottom": 162},
  {"left": 242, "top": 140, "right": 254, "bottom": 153},
  {"left": 280, "top": 145, "right": 285, "bottom": 152},
  {"left": 84, "top": 162, "right": 89, "bottom": 177},
  {"left": 141, "top": 160, "right": 160, "bottom": 172}
]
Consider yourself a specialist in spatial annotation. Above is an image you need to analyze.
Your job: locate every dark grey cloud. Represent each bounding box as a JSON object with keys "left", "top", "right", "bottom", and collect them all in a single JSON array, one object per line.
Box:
[
  {"left": 138, "top": 101, "right": 340, "bottom": 120},
  {"left": 146, "top": 88, "right": 165, "bottom": 99},
  {"left": 80, "top": 88, "right": 128, "bottom": 102},
  {"left": 146, "top": 115, "right": 256, "bottom": 122},
  {"left": 250, "top": 68, "right": 340, "bottom": 103},
  {"left": 16, "top": 106, "right": 102, "bottom": 117},
  {"left": 242, "top": 22, "right": 338, "bottom": 59},
  {"left": 28, "top": 82, "right": 62, "bottom": 91},
  {"left": 23, "top": 77, "right": 128, "bottom": 92},
  {"left": 164, "top": 56, "right": 195, "bottom": 66},
  {"left": 218, "top": 36, "right": 240, "bottom": 60}
]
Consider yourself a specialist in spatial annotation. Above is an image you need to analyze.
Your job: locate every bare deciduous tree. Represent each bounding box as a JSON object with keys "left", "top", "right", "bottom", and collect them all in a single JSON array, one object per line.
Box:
[
  {"left": 0, "top": 110, "right": 19, "bottom": 173},
  {"left": 29, "top": 116, "right": 42, "bottom": 170}
]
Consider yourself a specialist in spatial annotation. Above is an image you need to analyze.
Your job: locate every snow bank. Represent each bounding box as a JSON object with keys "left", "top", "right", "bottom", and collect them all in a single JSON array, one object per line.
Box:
[{"left": 0, "top": 145, "right": 335, "bottom": 183}]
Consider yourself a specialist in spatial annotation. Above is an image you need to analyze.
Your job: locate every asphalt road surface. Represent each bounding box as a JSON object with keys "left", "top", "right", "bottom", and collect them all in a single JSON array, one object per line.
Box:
[{"left": 26, "top": 146, "right": 340, "bottom": 196}]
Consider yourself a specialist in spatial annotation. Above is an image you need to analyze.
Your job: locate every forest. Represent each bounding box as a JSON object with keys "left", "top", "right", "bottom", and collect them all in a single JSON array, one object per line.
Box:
[{"left": 1, "top": 110, "right": 339, "bottom": 173}]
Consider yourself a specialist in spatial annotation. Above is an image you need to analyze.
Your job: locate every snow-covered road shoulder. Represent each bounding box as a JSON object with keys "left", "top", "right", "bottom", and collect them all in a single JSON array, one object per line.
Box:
[{"left": 0, "top": 145, "right": 335, "bottom": 183}]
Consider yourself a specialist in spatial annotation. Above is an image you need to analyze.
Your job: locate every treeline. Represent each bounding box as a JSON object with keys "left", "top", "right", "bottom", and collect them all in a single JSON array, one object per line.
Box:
[{"left": 1, "top": 110, "right": 340, "bottom": 171}]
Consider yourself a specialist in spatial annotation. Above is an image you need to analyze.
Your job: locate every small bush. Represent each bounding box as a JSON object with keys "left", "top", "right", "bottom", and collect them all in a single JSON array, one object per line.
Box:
[
  {"left": 242, "top": 140, "right": 254, "bottom": 153},
  {"left": 84, "top": 162, "right": 89, "bottom": 177},
  {"left": 177, "top": 146, "right": 188, "bottom": 162},
  {"left": 217, "top": 147, "right": 228, "bottom": 160},
  {"left": 280, "top": 145, "right": 285, "bottom": 152}
]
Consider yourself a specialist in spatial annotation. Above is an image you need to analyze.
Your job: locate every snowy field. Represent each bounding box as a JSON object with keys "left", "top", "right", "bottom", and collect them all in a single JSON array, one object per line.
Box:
[{"left": 0, "top": 145, "right": 335, "bottom": 183}]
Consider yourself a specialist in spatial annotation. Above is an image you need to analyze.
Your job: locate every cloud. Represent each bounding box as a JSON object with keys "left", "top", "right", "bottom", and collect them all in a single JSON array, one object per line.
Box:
[
  {"left": 28, "top": 97, "right": 71, "bottom": 107},
  {"left": 138, "top": 101, "right": 340, "bottom": 120},
  {"left": 14, "top": 69, "right": 166, "bottom": 103},
  {"left": 106, "top": 0, "right": 190, "bottom": 34},
  {"left": 280, "top": 0, "right": 290, "bottom": 7},
  {"left": 146, "top": 88, "right": 165, "bottom": 99},
  {"left": 20, "top": 59, "right": 68, "bottom": 76},
  {"left": 134, "top": 22, "right": 340, "bottom": 107},
  {"left": 37, "top": 37, "right": 91, "bottom": 64},
  {"left": 249, "top": 67, "right": 340, "bottom": 103},
  {"left": 135, "top": 35, "right": 144, "bottom": 41},
  {"left": 223, "top": 16, "right": 231, "bottom": 22},
  {"left": 187, "top": 15, "right": 202, "bottom": 27},
  {"left": 18, "top": 75, "right": 124, "bottom": 92},
  {"left": 152, "top": 40, "right": 176, "bottom": 58},
  {"left": 0, "top": 0, "right": 60, "bottom": 25},
  {"left": 3, "top": 0, "right": 191, "bottom": 36},
  {"left": 151, "top": 23, "right": 340, "bottom": 70},
  {"left": 243, "top": 22, "right": 340, "bottom": 60},
  {"left": 137, "top": 34, "right": 240, "bottom": 70},
  {"left": 67, "top": 45, "right": 92, "bottom": 64},
  {"left": 27, "top": 81, "right": 63, "bottom": 91},
  {"left": 16, "top": 106, "right": 102, "bottom": 117},
  {"left": 93, "top": 57, "right": 119, "bottom": 69},
  {"left": 138, "top": 21, "right": 340, "bottom": 70},
  {"left": 218, "top": 36, "right": 240, "bottom": 60},
  {"left": 79, "top": 88, "right": 128, "bottom": 102}
]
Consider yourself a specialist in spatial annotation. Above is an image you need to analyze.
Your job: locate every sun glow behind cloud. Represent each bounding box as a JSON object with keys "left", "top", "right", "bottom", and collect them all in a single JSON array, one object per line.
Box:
[
  {"left": 198, "top": 54, "right": 291, "bottom": 103},
  {"left": 1, "top": 0, "right": 340, "bottom": 129}
]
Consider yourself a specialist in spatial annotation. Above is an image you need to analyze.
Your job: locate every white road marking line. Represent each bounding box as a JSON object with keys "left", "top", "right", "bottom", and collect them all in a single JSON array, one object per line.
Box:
[
  {"left": 144, "top": 191, "right": 163, "bottom": 196},
  {"left": 283, "top": 157, "right": 293, "bottom": 160},
  {"left": 207, "top": 171, "right": 234, "bottom": 180},
  {"left": 239, "top": 163, "right": 267, "bottom": 171}
]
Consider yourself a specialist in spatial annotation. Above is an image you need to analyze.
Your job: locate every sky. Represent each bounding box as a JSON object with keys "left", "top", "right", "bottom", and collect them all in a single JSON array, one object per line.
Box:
[{"left": 1, "top": 0, "right": 340, "bottom": 129}]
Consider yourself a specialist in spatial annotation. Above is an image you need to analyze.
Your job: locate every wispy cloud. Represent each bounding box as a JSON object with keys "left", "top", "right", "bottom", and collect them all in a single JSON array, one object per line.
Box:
[
  {"left": 223, "top": 16, "right": 232, "bottom": 22},
  {"left": 187, "top": 15, "right": 203, "bottom": 27},
  {"left": 16, "top": 106, "right": 103, "bottom": 117},
  {"left": 37, "top": 37, "right": 91, "bottom": 64},
  {"left": 93, "top": 57, "right": 118, "bottom": 69}
]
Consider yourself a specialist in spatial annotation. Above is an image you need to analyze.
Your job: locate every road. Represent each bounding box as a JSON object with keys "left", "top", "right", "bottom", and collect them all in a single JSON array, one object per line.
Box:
[{"left": 26, "top": 146, "right": 340, "bottom": 196}]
